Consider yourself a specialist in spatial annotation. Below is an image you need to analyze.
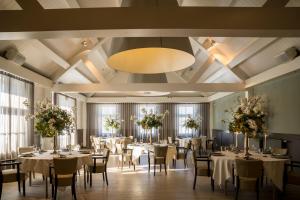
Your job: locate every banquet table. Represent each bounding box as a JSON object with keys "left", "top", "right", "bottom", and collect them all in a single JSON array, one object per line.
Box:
[
  {"left": 19, "top": 151, "right": 92, "bottom": 198},
  {"left": 176, "top": 136, "right": 207, "bottom": 150},
  {"left": 211, "top": 151, "right": 289, "bottom": 191},
  {"left": 127, "top": 144, "right": 177, "bottom": 165}
]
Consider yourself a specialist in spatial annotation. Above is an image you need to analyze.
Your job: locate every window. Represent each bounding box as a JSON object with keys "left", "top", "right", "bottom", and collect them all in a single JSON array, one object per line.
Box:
[
  {"left": 0, "top": 71, "right": 33, "bottom": 159},
  {"left": 100, "top": 104, "right": 119, "bottom": 136},
  {"left": 55, "top": 93, "right": 76, "bottom": 149},
  {"left": 175, "top": 104, "right": 200, "bottom": 137}
]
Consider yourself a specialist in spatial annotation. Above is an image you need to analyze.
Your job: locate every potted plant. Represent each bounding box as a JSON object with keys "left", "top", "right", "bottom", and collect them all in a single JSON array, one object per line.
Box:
[
  {"left": 136, "top": 108, "right": 168, "bottom": 144},
  {"left": 224, "top": 96, "right": 267, "bottom": 158},
  {"left": 183, "top": 115, "right": 201, "bottom": 137},
  {"left": 104, "top": 115, "right": 121, "bottom": 137}
]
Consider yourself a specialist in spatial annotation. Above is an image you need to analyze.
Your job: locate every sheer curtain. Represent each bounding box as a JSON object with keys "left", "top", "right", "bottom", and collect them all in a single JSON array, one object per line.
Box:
[
  {"left": 87, "top": 104, "right": 121, "bottom": 138},
  {"left": 55, "top": 93, "right": 76, "bottom": 149},
  {"left": 0, "top": 71, "right": 33, "bottom": 159}
]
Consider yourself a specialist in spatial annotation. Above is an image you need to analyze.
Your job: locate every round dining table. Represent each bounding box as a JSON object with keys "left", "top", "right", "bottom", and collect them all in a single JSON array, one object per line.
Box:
[
  {"left": 211, "top": 151, "right": 289, "bottom": 191},
  {"left": 19, "top": 151, "right": 92, "bottom": 198}
]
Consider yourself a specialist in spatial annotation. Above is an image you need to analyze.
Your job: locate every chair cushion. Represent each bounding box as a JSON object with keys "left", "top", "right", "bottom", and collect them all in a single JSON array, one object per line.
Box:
[
  {"left": 288, "top": 171, "right": 300, "bottom": 185},
  {"left": 154, "top": 157, "right": 166, "bottom": 164},
  {"left": 1, "top": 169, "right": 26, "bottom": 183},
  {"left": 52, "top": 174, "right": 74, "bottom": 186},
  {"left": 87, "top": 163, "right": 106, "bottom": 173}
]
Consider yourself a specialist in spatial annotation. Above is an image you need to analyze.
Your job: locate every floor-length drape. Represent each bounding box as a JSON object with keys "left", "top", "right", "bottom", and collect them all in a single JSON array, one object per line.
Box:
[
  {"left": 55, "top": 93, "right": 76, "bottom": 149},
  {"left": 0, "top": 71, "right": 33, "bottom": 159}
]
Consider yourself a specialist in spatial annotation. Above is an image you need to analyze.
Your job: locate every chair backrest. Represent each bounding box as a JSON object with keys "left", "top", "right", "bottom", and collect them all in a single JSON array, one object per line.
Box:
[
  {"left": 191, "top": 138, "right": 202, "bottom": 150},
  {"left": 123, "top": 137, "right": 133, "bottom": 148},
  {"left": 102, "top": 148, "right": 110, "bottom": 163},
  {"left": 53, "top": 157, "right": 78, "bottom": 175},
  {"left": 168, "top": 137, "right": 173, "bottom": 144},
  {"left": 236, "top": 159, "right": 263, "bottom": 178},
  {"left": 272, "top": 148, "right": 288, "bottom": 155},
  {"left": 154, "top": 145, "right": 168, "bottom": 158},
  {"left": 18, "top": 146, "right": 34, "bottom": 154}
]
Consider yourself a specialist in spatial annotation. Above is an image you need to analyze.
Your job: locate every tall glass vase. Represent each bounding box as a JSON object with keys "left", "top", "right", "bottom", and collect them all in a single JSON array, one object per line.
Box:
[
  {"left": 53, "top": 135, "right": 57, "bottom": 154},
  {"left": 149, "top": 129, "right": 152, "bottom": 144},
  {"left": 244, "top": 132, "right": 251, "bottom": 159}
]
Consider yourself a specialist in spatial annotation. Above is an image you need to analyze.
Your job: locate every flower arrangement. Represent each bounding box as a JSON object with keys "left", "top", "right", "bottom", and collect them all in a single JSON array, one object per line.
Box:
[
  {"left": 104, "top": 115, "right": 121, "bottom": 132},
  {"left": 24, "top": 99, "right": 75, "bottom": 138},
  {"left": 136, "top": 108, "right": 169, "bottom": 130},
  {"left": 224, "top": 96, "right": 267, "bottom": 138},
  {"left": 183, "top": 115, "right": 201, "bottom": 130}
]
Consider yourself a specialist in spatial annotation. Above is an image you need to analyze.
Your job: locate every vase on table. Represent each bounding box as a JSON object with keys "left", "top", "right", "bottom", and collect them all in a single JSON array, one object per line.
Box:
[
  {"left": 41, "top": 136, "right": 57, "bottom": 153},
  {"left": 244, "top": 132, "right": 251, "bottom": 159},
  {"left": 149, "top": 129, "right": 152, "bottom": 145}
]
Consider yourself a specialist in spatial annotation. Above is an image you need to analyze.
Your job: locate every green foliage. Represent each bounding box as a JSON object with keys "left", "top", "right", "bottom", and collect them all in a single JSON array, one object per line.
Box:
[
  {"left": 136, "top": 108, "right": 168, "bottom": 130},
  {"left": 183, "top": 115, "right": 201, "bottom": 130},
  {"left": 104, "top": 116, "right": 121, "bottom": 131}
]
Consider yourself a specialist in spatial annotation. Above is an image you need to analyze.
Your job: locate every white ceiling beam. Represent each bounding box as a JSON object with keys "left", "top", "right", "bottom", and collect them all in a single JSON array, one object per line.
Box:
[
  {"left": 31, "top": 40, "right": 70, "bottom": 69},
  {"left": 51, "top": 59, "right": 83, "bottom": 82},
  {"left": 0, "top": 57, "right": 52, "bottom": 88},
  {"left": 166, "top": 72, "right": 187, "bottom": 83},
  {"left": 227, "top": 38, "right": 278, "bottom": 68},
  {"left": 16, "top": 0, "right": 43, "bottom": 10},
  {"left": 190, "top": 37, "right": 243, "bottom": 82},
  {"left": 83, "top": 59, "right": 107, "bottom": 83},
  {"left": 208, "top": 92, "right": 235, "bottom": 102},
  {"left": 1, "top": 7, "right": 300, "bottom": 39},
  {"left": 263, "top": 0, "right": 290, "bottom": 8},
  {"left": 64, "top": 0, "right": 80, "bottom": 8},
  {"left": 189, "top": 55, "right": 215, "bottom": 83},
  {"left": 245, "top": 56, "right": 300, "bottom": 88},
  {"left": 87, "top": 96, "right": 209, "bottom": 103},
  {"left": 53, "top": 83, "right": 245, "bottom": 93}
]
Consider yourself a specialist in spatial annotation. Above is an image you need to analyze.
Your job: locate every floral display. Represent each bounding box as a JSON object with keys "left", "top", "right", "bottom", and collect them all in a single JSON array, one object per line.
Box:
[
  {"left": 183, "top": 115, "right": 201, "bottom": 130},
  {"left": 224, "top": 96, "right": 267, "bottom": 138},
  {"left": 136, "top": 108, "right": 169, "bottom": 130},
  {"left": 104, "top": 115, "right": 121, "bottom": 132},
  {"left": 24, "top": 99, "right": 75, "bottom": 138}
]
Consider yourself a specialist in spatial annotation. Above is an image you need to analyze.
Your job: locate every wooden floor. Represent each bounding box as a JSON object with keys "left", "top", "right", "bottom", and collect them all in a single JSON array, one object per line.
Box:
[{"left": 2, "top": 155, "right": 300, "bottom": 200}]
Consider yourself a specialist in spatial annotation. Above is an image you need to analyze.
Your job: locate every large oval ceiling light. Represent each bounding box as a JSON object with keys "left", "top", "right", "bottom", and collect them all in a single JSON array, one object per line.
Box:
[{"left": 107, "top": 37, "right": 195, "bottom": 74}]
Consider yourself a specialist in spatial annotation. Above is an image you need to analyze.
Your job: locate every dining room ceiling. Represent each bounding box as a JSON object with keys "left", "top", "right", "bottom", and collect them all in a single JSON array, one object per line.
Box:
[{"left": 0, "top": 0, "right": 300, "bottom": 99}]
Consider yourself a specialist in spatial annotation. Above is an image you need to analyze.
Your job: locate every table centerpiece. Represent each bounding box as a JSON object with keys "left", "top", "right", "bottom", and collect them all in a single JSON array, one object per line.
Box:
[
  {"left": 104, "top": 115, "right": 121, "bottom": 137},
  {"left": 24, "top": 99, "right": 75, "bottom": 154},
  {"left": 224, "top": 96, "right": 267, "bottom": 159},
  {"left": 182, "top": 114, "right": 201, "bottom": 137}
]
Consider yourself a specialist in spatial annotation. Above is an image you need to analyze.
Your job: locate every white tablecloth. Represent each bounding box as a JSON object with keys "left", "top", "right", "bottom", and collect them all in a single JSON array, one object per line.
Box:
[
  {"left": 128, "top": 144, "right": 177, "bottom": 164},
  {"left": 176, "top": 136, "right": 207, "bottom": 150},
  {"left": 211, "top": 151, "right": 288, "bottom": 190},
  {"left": 19, "top": 151, "right": 92, "bottom": 176}
]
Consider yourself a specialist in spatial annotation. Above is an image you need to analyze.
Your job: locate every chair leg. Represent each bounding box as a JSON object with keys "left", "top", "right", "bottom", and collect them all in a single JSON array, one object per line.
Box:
[
  {"left": 18, "top": 179, "right": 21, "bottom": 193},
  {"left": 133, "top": 163, "right": 136, "bottom": 171},
  {"left": 0, "top": 182, "right": 2, "bottom": 199},
  {"left": 211, "top": 177, "right": 214, "bottom": 192},
  {"left": 193, "top": 174, "right": 197, "bottom": 190},
  {"left": 72, "top": 181, "right": 77, "bottom": 200},
  {"left": 105, "top": 171, "right": 109, "bottom": 186},
  {"left": 29, "top": 171, "right": 32, "bottom": 186},
  {"left": 148, "top": 154, "right": 150, "bottom": 173},
  {"left": 22, "top": 180, "right": 26, "bottom": 196},
  {"left": 154, "top": 160, "right": 156, "bottom": 176},
  {"left": 184, "top": 159, "right": 186, "bottom": 168},
  {"left": 160, "top": 164, "right": 162, "bottom": 172},
  {"left": 256, "top": 179, "right": 260, "bottom": 200},
  {"left": 164, "top": 161, "right": 167, "bottom": 175},
  {"left": 54, "top": 179, "right": 58, "bottom": 200},
  {"left": 235, "top": 177, "right": 240, "bottom": 200},
  {"left": 90, "top": 172, "right": 92, "bottom": 187},
  {"left": 102, "top": 173, "right": 105, "bottom": 182}
]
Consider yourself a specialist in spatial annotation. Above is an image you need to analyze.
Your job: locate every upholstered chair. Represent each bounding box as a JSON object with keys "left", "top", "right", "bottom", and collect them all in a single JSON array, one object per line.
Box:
[
  {"left": 192, "top": 150, "right": 214, "bottom": 191},
  {"left": 191, "top": 138, "right": 202, "bottom": 153},
  {"left": 86, "top": 148, "right": 110, "bottom": 187},
  {"left": 148, "top": 145, "right": 168, "bottom": 176},
  {"left": 0, "top": 159, "right": 26, "bottom": 198},
  {"left": 18, "top": 146, "right": 35, "bottom": 186},
  {"left": 49, "top": 157, "right": 78, "bottom": 200},
  {"left": 235, "top": 159, "right": 263, "bottom": 200},
  {"left": 173, "top": 142, "right": 191, "bottom": 168},
  {"left": 284, "top": 161, "right": 300, "bottom": 193},
  {"left": 168, "top": 137, "right": 173, "bottom": 144}
]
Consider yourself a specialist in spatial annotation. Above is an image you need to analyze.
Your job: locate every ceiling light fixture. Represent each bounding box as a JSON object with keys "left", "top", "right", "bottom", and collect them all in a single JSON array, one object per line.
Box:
[{"left": 106, "top": 0, "right": 195, "bottom": 74}]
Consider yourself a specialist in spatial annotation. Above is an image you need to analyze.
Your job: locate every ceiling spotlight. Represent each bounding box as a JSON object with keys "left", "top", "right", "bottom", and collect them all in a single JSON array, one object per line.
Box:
[
  {"left": 202, "top": 38, "right": 216, "bottom": 50},
  {"left": 81, "top": 40, "right": 88, "bottom": 47}
]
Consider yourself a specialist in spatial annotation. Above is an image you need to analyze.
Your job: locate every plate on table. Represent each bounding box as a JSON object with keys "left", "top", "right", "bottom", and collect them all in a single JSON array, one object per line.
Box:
[
  {"left": 20, "top": 152, "right": 35, "bottom": 157},
  {"left": 271, "top": 154, "right": 289, "bottom": 159},
  {"left": 211, "top": 152, "right": 225, "bottom": 156}
]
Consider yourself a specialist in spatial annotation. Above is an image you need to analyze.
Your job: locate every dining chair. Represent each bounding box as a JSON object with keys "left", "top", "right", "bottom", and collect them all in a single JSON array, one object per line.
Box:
[
  {"left": 192, "top": 150, "right": 214, "bottom": 191},
  {"left": 18, "top": 146, "right": 35, "bottom": 186},
  {"left": 86, "top": 148, "right": 110, "bottom": 187},
  {"left": 173, "top": 141, "right": 191, "bottom": 168},
  {"left": 235, "top": 159, "right": 263, "bottom": 200},
  {"left": 0, "top": 159, "right": 26, "bottom": 199},
  {"left": 148, "top": 145, "right": 168, "bottom": 176},
  {"left": 49, "top": 157, "right": 78, "bottom": 200},
  {"left": 271, "top": 148, "right": 288, "bottom": 155},
  {"left": 206, "top": 139, "right": 215, "bottom": 153},
  {"left": 284, "top": 160, "right": 300, "bottom": 194},
  {"left": 191, "top": 138, "right": 202, "bottom": 154}
]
